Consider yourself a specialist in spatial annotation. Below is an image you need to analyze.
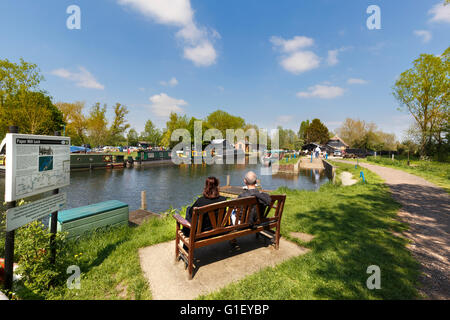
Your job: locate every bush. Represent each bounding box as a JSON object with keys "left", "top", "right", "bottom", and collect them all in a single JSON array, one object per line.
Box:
[{"left": 14, "top": 221, "right": 69, "bottom": 296}]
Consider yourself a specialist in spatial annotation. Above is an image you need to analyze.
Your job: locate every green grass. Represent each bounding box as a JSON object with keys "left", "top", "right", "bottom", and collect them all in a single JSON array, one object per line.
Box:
[
  {"left": 200, "top": 162, "right": 420, "bottom": 299},
  {"left": 347, "top": 156, "right": 450, "bottom": 193},
  {"left": 24, "top": 216, "right": 177, "bottom": 300},
  {"left": 8, "top": 162, "right": 421, "bottom": 300},
  {"left": 282, "top": 156, "right": 301, "bottom": 164}
]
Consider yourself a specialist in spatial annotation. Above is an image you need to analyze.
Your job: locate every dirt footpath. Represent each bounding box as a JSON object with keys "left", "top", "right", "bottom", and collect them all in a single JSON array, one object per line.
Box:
[{"left": 336, "top": 160, "right": 450, "bottom": 299}]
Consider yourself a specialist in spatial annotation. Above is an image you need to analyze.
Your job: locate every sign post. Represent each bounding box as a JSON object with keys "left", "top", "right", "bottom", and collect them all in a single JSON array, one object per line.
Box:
[
  {"left": 2, "top": 129, "right": 70, "bottom": 292},
  {"left": 50, "top": 131, "right": 61, "bottom": 264},
  {"left": 3, "top": 126, "right": 19, "bottom": 293}
]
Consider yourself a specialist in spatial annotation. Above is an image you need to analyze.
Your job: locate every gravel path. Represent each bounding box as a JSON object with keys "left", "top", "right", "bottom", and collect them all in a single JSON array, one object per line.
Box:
[{"left": 336, "top": 160, "right": 450, "bottom": 299}]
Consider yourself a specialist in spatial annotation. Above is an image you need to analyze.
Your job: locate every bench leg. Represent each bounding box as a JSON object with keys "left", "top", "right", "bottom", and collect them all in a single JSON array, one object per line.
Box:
[
  {"left": 188, "top": 248, "right": 194, "bottom": 280},
  {"left": 275, "top": 226, "right": 281, "bottom": 250},
  {"left": 175, "top": 232, "right": 180, "bottom": 262}
]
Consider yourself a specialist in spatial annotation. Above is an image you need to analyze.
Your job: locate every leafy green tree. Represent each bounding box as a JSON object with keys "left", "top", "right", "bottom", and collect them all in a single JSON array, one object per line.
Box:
[
  {"left": 108, "top": 103, "right": 130, "bottom": 145},
  {"left": 206, "top": 110, "right": 245, "bottom": 136},
  {"left": 161, "top": 112, "right": 190, "bottom": 148},
  {"left": 140, "top": 119, "right": 162, "bottom": 147},
  {"left": 86, "top": 103, "right": 108, "bottom": 147},
  {"left": 11, "top": 91, "right": 65, "bottom": 135},
  {"left": 0, "top": 58, "right": 43, "bottom": 106},
  {"left": 0, "top": 58, "right": 64, "bottom": 137},
  {"left": 393, "top": 47, "right": 449, "bottom": 157},
  {"left": 127, "top": 128, "right": 139, "bottom": 146},
  {"left": 56, "top": 101, "right": 87, "bottom": 146},
  {"left": 305, "top": 119, "right": 329, "bottom": 144},
  {"left": 298, "top": 120, "right": 310, "bottom": 141}
]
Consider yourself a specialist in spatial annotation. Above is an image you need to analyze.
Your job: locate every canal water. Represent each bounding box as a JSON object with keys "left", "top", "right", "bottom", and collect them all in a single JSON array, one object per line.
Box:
[{"left": 0, "top": 164, "right": 329, "bottom": 213}]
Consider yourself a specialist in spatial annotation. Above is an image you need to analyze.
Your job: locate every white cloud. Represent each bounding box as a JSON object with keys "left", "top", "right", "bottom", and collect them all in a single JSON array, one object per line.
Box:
[
  {"left": 347, "top": 78, "right": 368, "bottom": 85},
  {"left": 51, "top": 67, "right": 104, "bottom": 90},
  {"left": 160, "top": 77, "right": 178, "bottom": 87},
  {"left": 297, "top": 85, "right": 345, "bottom": 99},
  {"left": 327, "top": 47, "right": 350, "bottom": 66},
  {"left": 280, "top": 51, "right": 320, "bottom": 75},
  {"left": 414, "top": 30, "right": 432, "bottom": 43},
  {"left": 270, "top": 36, "right": 314, "bottom": 52},
  {"left": 149, "top": 93, "right": 188, "bottom": 117},
  {"left": 183, "top": 41, "right": 217, "bottom": 67},
  {"left": 429, "top": 2, "right": 450, "bottom": 23},
  {"left": 271, "top": 35, "right": 320, "bottom": 75},
  {"left": 118, "top": 0, "right": 217, "bottom": 66},
  {"left": 327, "top": 50, "right": 339, "bottom": 66}
]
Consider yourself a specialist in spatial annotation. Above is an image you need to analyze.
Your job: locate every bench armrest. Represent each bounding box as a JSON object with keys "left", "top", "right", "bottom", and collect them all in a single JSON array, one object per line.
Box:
[{"left": 173, "top": 214, "right": 191, "bottom": 228}]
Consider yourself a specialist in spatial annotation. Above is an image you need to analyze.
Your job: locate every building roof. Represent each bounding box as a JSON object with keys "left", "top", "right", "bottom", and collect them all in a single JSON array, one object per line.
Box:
[{"left": 328, "top": 135, "right": 349, "bottom": 147}]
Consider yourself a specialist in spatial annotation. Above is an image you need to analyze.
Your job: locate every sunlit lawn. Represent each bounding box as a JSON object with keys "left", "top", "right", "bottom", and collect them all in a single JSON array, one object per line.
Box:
[{"left": 345, "top": 156, "right": 450, "bottom": 193}]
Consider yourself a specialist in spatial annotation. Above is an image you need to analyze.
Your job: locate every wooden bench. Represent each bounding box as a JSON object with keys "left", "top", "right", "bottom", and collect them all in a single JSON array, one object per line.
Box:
[{"left": 173, "top": 195, "right": 286, "bottom": 279}]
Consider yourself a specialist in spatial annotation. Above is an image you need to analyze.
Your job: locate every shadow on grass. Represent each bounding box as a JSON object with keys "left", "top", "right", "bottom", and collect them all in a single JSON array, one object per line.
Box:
[{"left": 286, "top": 183, "right": 420, "bottom": 299}]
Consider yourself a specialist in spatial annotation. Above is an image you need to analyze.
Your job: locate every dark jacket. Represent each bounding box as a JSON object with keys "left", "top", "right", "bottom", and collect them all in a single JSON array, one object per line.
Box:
[
  {"left": 238, "top": 189, "right": 271, "bottom": 224},
  {"left": 184, "top": 196, "right": 227, "bottom": 234}
]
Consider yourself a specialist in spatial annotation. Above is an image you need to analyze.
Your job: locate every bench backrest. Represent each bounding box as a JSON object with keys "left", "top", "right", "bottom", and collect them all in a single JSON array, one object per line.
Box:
[{"left": 190, "top": 195, "right": 286, "bottom": 240}]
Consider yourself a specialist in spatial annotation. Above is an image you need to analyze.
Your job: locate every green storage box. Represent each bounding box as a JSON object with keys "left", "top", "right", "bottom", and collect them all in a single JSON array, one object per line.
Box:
[{"left": 54, "top": 200, "right": 129, "bottom": 239}]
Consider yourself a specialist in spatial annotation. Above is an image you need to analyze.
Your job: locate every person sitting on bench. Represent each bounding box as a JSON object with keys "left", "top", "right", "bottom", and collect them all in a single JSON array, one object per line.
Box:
[
  {"left": 237, "top": 171, "right": 271, "bottom": 225},
  {"left": 182, "top": 176, "right": 226, "bottom": 238}
]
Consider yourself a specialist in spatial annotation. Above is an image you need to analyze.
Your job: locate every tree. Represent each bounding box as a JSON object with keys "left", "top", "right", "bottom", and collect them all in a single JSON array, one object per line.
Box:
[
  {"left": 56, "top": 101, "right": 87, "bottom": 145},
  {"left": 108, "top": 103, "right": 130, "bottom": 145},
  {"left": 160, "top": 112, "right": 190, "bottom": 148},
  {"left": 298, "top": 120, "right": 310, "bottom": 141},
  {"left": 393, "top": 47, "right": 449, "bottom": 157},
  {"left": 0, "top": 58, "right": 65, "bottom": 137},
  {"left": 337, "top": 118, "right": 397, "bottom": 151},
  {"left": 206, "top": 110, "right": 245, "bottom": 136},
  {"left": 0, "top": 58, "right": 43, "bottom": 107},
  {"left": 140, "top": 120, "right": 162, "bottom": 147},
  {"left": 127, "top": 128, "right": 139, "bottom": 146},
  {"left": 86, "top": 103, "right": 108, "bottom": 147},
  {"left": 305, "top": 119, "right": 329, "bottom": 144},
  {"left": 276, "top": 126, "right": 300, "bottom": 150},
  {"left": 11, "top": 91, "right": 65, "bottom": 135},
  {"left": 338, "top": 118, "right": 372, "bottom": 148}
]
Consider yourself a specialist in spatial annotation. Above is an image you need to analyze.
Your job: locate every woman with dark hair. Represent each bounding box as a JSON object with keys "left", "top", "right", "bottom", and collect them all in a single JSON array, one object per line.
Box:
[{"left": 183, "top": 176, "right": 226, "bottom": 236}]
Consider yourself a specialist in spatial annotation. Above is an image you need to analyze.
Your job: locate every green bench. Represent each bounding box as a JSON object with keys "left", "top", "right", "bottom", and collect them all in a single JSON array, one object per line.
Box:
[{"left": 52, "top": 200, "right": 129, "bottom": 239}]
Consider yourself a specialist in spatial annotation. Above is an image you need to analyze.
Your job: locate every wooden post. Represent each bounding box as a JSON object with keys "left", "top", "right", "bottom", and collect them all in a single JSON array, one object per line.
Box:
[
  {"left": 226, "top": 175, "right": 230, "bottom": 186},
  {"left": 141, "top": 191, "right": 147, "bottom": 210},
  {"left": 4, "top": 126, "right": 18, "bottom": 293}
]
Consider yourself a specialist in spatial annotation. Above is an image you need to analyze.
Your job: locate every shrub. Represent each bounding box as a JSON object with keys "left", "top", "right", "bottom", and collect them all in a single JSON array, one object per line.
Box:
[{"left": 14, "top": 221, "right": 68, "bottom": 296}]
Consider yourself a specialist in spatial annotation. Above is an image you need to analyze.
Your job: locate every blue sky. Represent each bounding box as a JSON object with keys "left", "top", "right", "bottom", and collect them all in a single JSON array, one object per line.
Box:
[{"left": 1, "top": 0, "right": 449, "bottom": 140}]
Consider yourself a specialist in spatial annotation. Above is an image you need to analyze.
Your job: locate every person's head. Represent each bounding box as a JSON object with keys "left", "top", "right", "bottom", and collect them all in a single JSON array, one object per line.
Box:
[
  {"left": 203, "top": 176, "right": 220, "bottom": 199},
  {"left": 244, "top": 171, "right": 258, "bottom": 188}
]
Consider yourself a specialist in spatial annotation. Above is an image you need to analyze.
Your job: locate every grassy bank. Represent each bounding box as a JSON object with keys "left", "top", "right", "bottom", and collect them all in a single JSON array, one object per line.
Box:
[
  {"left": 346, "top": 156, "right": 450, "bottom": 193},
  {"left": 7, "top": 162, "right": 420, "bottom": 300},
  {"left": 28, "top": 216, "right": 177, "bottom": 300},
  {"left": 201, "top": 162, "right": 420, "bottom": 299},
  {"left": 366, "top": 156, "right": 450, "bottom": 193}
]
